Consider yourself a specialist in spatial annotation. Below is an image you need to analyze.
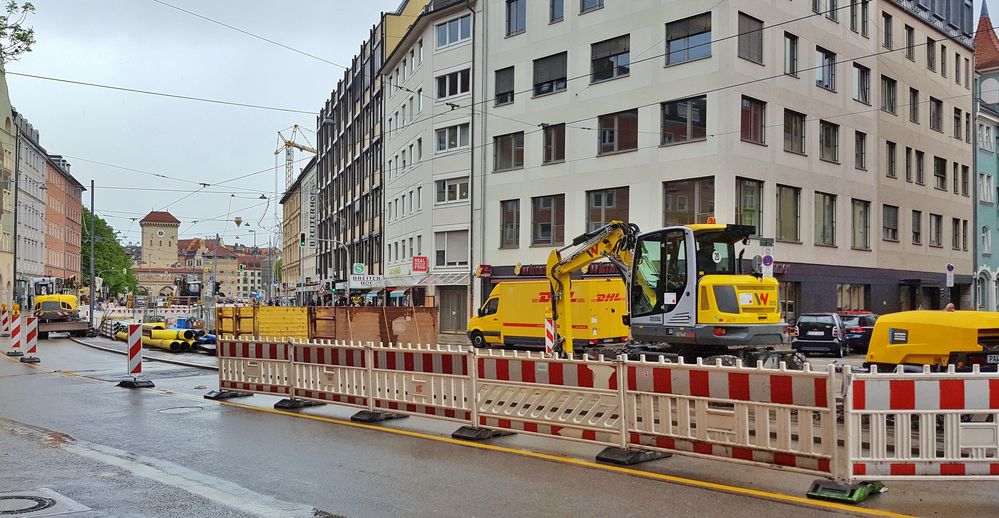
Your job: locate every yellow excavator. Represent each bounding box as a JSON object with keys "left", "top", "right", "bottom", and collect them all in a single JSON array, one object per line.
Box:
[{"left": 546, "top": 219, "right": 796, "bottom": 365}]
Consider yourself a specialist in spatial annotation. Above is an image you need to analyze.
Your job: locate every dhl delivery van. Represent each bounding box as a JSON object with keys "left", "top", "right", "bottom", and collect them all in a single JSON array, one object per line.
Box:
[{"left": 467, "top": 278, "right": 630, "bottom": 348}]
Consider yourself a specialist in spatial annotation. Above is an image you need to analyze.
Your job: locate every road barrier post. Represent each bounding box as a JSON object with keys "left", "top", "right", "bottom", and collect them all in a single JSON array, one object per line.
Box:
[
  {"left": 350, "top": 341, "right": 407, "bottom": 423},
  {"left": 6, "top": 317, "right": 23, "bottom": 357},
  {"left": 1, "top": 307, "right": 9, "bottom": 337},
  {"left": 274, "top": 337, "right": 325, "bottom": 410},
  {"left": 118, "top": 323, "right": 155, "bottom": 388},
  {"left": 594, "top": 355, "right": 671, "bottom": 466},
  {"left": 19, "top": 317, "right": 40, "bottom": 364}
]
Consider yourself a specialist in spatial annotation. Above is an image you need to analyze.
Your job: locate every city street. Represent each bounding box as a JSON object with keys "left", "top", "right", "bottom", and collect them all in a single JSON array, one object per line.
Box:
[{"left": 1, "top": 337, "right": 996, "bottom": 517}]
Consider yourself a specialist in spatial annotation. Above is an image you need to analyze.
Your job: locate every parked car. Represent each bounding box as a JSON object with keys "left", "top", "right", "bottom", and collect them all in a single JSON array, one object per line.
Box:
[
  {"left": 792, "top": 313, "right": 848, "bottom": 357},
  {"left": 839, "top": 312, "right": 880, "bottom": 354}
]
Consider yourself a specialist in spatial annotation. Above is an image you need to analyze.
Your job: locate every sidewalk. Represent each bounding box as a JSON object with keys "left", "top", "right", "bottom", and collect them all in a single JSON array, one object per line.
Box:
[{"left": 436, "top": 333, "right": 470, "bottom": 346}]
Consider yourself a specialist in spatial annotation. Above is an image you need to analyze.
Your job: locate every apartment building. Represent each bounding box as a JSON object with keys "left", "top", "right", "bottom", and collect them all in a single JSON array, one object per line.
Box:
[
  {"left": 465, "top": 0, "right": 974, "bottom": 317},
  {"left": 44, "top": 156, "right": 84, "bottom": 284},
  {"left": 12, "top": 110, "right": 47, "bottom": 304},
  {"left": 974, "top": 2, "right": 999, "bottom": 311},
  {"left": 383, "top": 0, "right": 474, "bottom": 332},
  {"left": 280, "top": 157, "right": 318, "bottom": 304},
  {"left": 0, "top": 66, "right": 14, "bottom": 303}
]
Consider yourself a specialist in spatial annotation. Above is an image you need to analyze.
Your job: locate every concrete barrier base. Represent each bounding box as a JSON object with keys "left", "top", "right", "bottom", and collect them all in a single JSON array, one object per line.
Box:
[
  {"left": 18, "top": 356, "right": 40, "bottom": 364},
  {"left": 5, "top": 351, "right": 22, "bottom": 357},
  {"left": 274, "top": 398, "right": 326, "bottom": 410},
  {"left": 350, "top": 410, "right": 408, "bottom": 423},
  {"left": 451, "top": 426, "right": 514, "bottom": 441},
  {"left": 596, "top": 447, "right": 671, "bottom": 466},
  {"left": 203, "top": 390, "right": 253, "bottom": 400},
  {"left": 118, "top": 378, "right": 155, "bottom": 389}
]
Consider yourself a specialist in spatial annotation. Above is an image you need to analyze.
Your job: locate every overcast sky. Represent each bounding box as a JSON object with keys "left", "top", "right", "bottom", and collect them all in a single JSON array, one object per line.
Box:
[{"left": 8, "top": 0, "right": 400, "bottom": 248}]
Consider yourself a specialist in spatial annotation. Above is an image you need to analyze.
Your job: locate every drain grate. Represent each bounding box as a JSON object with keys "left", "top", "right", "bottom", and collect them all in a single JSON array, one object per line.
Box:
[{"left": 0, "top": 489, "right": 89, "bottom": 517}]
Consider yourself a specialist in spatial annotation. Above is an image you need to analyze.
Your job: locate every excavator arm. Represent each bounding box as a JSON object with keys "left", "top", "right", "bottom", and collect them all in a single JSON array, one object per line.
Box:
[{"left": 545, "top": 221, "right": 640, "bottom": 355}]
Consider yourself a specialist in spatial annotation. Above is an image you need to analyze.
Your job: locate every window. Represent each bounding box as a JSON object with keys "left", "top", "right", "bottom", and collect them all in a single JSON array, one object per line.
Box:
[
  {"left": 666, "top": 13, "right": 712, "bottom": 66},
  {"left": 952, "top": 218, "right": 961, "bottom": 250},
  {"left": 861, "top": 0, "right": 870, "bottom": 36},
  {"left": 963, "top": 220, "right": 969, "bottom": 251},
  {"left": 966, "top": 113, "right": 972, "bottom": 144},
  {"left": 533, "top": 52, "right": 567, "bottom": 95},
  {"left": 953, "top": 162, "right": 959, "bottom": 194},
  {"left": 598, "top": 109, "right": 638, "bottom": 154},
  {"left": 854, "top": 131, "right": 867, "bottom": 169},
  {"left": 591, "top": 35, "right": 630, "bottom": 82},
  {"left": 435, "top": 123, "right": 470, "bottom": 152},
  {"left": 926, "top": 37, "right": 936, "bottom": 70},
  {"left": 784, "top": 32, "right": 799, "bottom": 75},
  {"left": 909, "top": 88, "right": 919, "bottom": 123},
  {"left": 880, "top": 11, "right": 896, "bottom": 47},
  {"left": 664, "top": 177, "right": 714, "bottom": 225},
  {"left": 532, "top": 195, "right": 565, "bottom": 245},
  {"left": 586, "top": 187, "right": 630, "bottom": 232},
  {"left": 436, "top": 15, "right": 471, "bottom": 48},
  {"left": 912, "top": 210, "right": 922, "bottom": 245},
  {"left": 820, "top": 120, "right": 840, "bottom": 162},
  {"left": 966, "top": 58, "right": 971, "bottom": 90},
  {"left": 882, "top": 205, "right": 899, "bottom": 241},
  {"left": 904, "top": 25, "right": 915, "bottom": 59},
  {"left": 852, "top": 199, "right": 870, "bottom": 250},
  {"left": 580, "top": 0, "right": 603, "bottom": 13},
  {"left": 417, "top": 89, "right": 423, "bottom": 112},
  {"left": 741, "top": 96, "right": 766, "bottom": 144},
  {"left": 814, "top": 192, "right": 836, "bottom": 246},
  {"left": 934, "top": 156, "right": 947, "bottom": 190},
  {"left": 776, "top": 185, "right": 801, "bottom": 242},
  {"left": 962, "top": 165, "right": 969, "bottom": 197},
  {"left": 784, "top": 109, "right": 806, "bottom": 154},
  {"left": 930, "top": 214, "right": 943, "bottom": 247},
  {"left": 981, "top": 173, "right": 996, "bottom": 203},
  {"left": 436, "top": 69, "right": 470, "bottom": 99},
  {"left": 737, "top": 12, "right": 763, "bottom": 64},
  {"left": 494, "top": 132, "right": 525, "bottom": 171},
  {"left": 543, "top": 123, "right": 566, "bottom": 163},
  {"left": 435, "top": 177, "right": 469, "bottom": 204},
  {"left": 942, "top": 44, "right": 948, "bottom": 77},
  {"left": 930, "top": 97, "right": 943, "bottom": 131},
  {"left": 816, "top": 47, "right": 836, "bottom": 90},
  {"left": 550, "top": 0, "right": 564, "bottom": 23},
  {"left": 984, "top": 226, "right": 992, "bottom": 255},
  {"left": 417, "top": 138, "right": 423, "bottom": 160},
  {"left": 500, "top": 200, "right": 520, "bottom": 248},
  {"left": 880, "top": 75, "right": 896, "bottom": 113},
  {"left": 915, "top": 150, "right": 925, "bottom": 184},
  {"left": 954, "top": 108, "right": 962, "bottom": 139},
  {"left": 495, "top": 67, "right": 514, "bottom": 105},
  {"left": 905, "top": 146, "right": 912, "bottom": 182},
  {"left": 435, "top": 230, "right": 469, "bottom": 267},
  {"left": 886, "top": 141, "right": 896, "bottom": 178},
  {"left": 853, "top": 63, "right": 870, "bottom": 103},
  {"left": 736, "top": 177, "right": 763, "bottom": 235},
  {"left": 955, "top": 53, "right": 961, "bottom": 85},
  {"left": 850, "top": 0, "right": 859, "bottom": 31},
  {"left": 661, "top": 96, "right": 707, "bottom": 145},
  {"left": 506, "top": 0, "right": 526, "bottom": 36}
]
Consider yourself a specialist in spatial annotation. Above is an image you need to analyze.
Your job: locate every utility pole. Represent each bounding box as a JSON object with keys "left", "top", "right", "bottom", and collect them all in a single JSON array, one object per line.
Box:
[{"left": 89, "top": 179, "right": 95, "bottom": 331}]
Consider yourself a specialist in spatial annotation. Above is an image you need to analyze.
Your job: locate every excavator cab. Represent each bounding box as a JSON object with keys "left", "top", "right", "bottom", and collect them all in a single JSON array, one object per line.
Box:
[{"left": 628, "top": 223, "right": 784, "bottom": 347}]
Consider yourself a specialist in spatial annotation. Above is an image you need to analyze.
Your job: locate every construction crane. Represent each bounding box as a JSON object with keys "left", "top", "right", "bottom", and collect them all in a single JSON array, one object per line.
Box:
[{"left": 274, "top": 124, "right": 318, "bottom": 189}]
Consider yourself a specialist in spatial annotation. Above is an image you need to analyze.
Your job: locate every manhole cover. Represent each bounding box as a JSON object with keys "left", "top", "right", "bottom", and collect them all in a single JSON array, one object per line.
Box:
[
  {"left": 156, "top": 406, "right": 203, "bottom": 415},
  {"left": 0, "top": 489, "right": 89, "bottom": 517}
]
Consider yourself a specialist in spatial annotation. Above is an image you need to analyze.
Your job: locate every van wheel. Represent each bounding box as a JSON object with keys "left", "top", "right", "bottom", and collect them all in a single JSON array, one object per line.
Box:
[{"left": 470, "top": 332, "right": 487, "bottom": 348}]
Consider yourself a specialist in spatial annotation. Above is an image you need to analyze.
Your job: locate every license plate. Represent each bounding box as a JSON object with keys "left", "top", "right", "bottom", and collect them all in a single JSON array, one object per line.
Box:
[
  {"left": 807, "top": 331, "right": 824, "bottom": 336},
  {"left": 988, "top": 354, "right": 999, "bottom": 364}
]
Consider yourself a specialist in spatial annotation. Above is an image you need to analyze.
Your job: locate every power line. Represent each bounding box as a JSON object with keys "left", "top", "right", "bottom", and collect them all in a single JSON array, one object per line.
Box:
[{"left": 6, "top": 71, "right": 315, "bottom": 114}]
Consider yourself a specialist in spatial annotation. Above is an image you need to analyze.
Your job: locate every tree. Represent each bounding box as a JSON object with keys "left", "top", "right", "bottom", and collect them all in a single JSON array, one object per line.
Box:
[
  {"left": 274, "top": 257, "right": 282, "bottom": 282},
  {"left": 81, "top": 208, "right": 137, "bottom": 297},
  {"left": 0, "top": 1, "right": 35, "bottom": 63}
]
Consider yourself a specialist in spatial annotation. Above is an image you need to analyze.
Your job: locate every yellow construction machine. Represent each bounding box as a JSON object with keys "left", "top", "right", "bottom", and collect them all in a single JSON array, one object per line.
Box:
[{"left": 546, "top": 219, "right": 796, "bottom": 364}]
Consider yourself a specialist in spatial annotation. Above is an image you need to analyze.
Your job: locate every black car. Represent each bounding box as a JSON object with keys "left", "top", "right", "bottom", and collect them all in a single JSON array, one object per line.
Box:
[
  {"left": 792, "top": 313, "right": 848, "bottom": 357},
  {"left": 840, "top": 312, "right": 879, "bottom": 354}
]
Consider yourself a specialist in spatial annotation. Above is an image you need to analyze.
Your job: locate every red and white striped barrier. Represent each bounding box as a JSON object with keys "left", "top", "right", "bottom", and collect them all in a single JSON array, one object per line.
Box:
[
  {"left": 6, "top": 317, "right": 22, "bottom": 357},
  {"left": 20, "top": 317, "right": 40, "bottom": 364},
  {"left": 217, "top": 337, "right": 292, "bottom": 396},
  {"left": 369, "top": 343, "right": 472, "bottom": 422},
  {"left": 1, "top": 308, "right": 9, "bottom": 337},
  {"left": 292, "top": 339, "right": 369, "bottom": 407},
  {"left": 128, "top": 323, "right": 143, "bottom": 375},
  {"left": 544, "top": 317, "right": 555, "bottom": 355},
  {"left": 846, "top": 365, "right": 999, "bottom": 480}
]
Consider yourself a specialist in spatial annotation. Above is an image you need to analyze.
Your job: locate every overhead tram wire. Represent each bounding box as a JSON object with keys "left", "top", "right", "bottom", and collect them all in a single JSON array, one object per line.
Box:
[{"left": 66, "top": 155, "right": 265, "bottom": 194}]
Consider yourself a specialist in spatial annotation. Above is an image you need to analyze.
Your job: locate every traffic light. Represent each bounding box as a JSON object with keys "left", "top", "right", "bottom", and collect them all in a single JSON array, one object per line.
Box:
[{"left": 299, "top": 233, "right": 306, "bottom": 247}]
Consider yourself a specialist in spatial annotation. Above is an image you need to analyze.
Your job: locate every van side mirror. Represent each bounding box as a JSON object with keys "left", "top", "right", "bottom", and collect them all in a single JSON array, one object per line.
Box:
[{"left": 477, "top": 308, "right": 484, "bottom": 318}]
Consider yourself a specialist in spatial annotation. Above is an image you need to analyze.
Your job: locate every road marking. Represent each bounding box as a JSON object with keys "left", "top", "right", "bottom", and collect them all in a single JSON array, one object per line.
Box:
[{"left": 3, "top": 350, "right": 909, "bottom": 517}]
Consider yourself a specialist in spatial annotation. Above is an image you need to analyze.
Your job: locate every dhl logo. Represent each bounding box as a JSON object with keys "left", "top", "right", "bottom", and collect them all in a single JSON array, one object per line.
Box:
[
  {"left": 753, "top": 292, "right": 775, "bottom": 306},
  {"left": 531, "top": 292, "right": 584, "bottom": 303},
  {"left": 593, "top": 293, "right": 624, "bottom": 302}
]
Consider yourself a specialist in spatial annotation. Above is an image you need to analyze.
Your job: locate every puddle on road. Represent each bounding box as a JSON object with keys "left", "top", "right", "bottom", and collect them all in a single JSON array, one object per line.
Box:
[{"left": 156, "top": 406, "right": 204, "bottom": 415}]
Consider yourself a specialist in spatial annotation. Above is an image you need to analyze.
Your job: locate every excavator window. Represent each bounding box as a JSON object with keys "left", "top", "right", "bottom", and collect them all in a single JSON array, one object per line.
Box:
[
  {"left": 694, "top": 231, "right": 736, "bottom": 276},
  {"left": 631, "top": 229, "right": 686, "bottom": 316}
]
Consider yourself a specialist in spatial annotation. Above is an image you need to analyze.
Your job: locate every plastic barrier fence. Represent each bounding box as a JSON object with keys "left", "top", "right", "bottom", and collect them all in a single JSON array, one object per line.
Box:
[
  {"left": 218, "top": 338, "right": 292, "bottom": 396},
  {"left": 845, "top": 365, "right": 999, "bottom": 480}
]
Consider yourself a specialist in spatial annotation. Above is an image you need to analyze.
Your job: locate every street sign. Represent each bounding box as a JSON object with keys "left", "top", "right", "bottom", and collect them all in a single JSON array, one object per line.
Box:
[
  {"left": 349, "top": 275, "right": 382, "bottom": 289},
  {"left": 208, "top": 275, "right": 216, "bottom": 283},
  {"left": 352, "top": 263, "right": 366, "bottom": 275},
  {"left": 759, "top": 238, "right": 775, "bottom": 247},
  {"left": 760, "top": 239, "right": 775, "bottom": 278},
  {"left": 946, "top": 263, "right": 955, "bottom": 288}
]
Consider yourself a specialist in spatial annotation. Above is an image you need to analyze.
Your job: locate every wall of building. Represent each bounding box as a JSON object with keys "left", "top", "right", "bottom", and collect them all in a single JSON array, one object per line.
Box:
[
  {"left": 43, "top": 158, "right": 83, "bottom": 282},
  {"left": 0, "top": 65, "right": 16, "bottom": 303},
  {"left": 281, "top": 176, "right": 302, "bottom": 301},
  {"left": 13, "top": 112, "right": 47, "bottom": 301},
  {"left": 140, "top": 222, "right": 179, "bottom": 269}
]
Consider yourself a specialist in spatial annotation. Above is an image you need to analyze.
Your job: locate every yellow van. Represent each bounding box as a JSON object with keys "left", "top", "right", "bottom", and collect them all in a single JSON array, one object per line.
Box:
[{"left": 467, "top": 278, "right": 630, "bottom": 348}]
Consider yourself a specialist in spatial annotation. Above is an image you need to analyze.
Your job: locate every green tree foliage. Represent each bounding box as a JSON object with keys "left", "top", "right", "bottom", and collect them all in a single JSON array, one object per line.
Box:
[
  {"left": 0, "top": 1, "right": 35, "bottom": 63},
  {"left": 274, "top": 257, "right": 282, "bottom": 282},
  {"left": 81, "top": 208, "right": 137, "bottom": 296}
]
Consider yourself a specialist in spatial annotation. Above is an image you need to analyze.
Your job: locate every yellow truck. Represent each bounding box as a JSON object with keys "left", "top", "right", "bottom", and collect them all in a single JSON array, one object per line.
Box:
[
  {"left": 866, "top": 310, "right": 999, "bottom": 371},
  {"left": 467, "top": 278, "right": 630, "bottom": 348},
  {"left": 33, "top": 293, "right": 91, "bottom": 338}
]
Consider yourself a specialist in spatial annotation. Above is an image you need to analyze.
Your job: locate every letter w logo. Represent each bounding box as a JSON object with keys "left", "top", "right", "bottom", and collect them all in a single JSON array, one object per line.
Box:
[{"left": 754, "top": 293, "right": 770, "bottom": 305}]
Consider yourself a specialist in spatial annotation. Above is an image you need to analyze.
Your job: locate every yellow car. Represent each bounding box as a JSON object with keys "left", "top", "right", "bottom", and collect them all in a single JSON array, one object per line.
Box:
[{"left": 866, "top": 310, "right": 999, "bottom": 371}]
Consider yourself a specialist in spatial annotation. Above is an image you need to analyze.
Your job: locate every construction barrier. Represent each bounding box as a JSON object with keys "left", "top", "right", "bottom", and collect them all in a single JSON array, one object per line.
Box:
[
  {"left": 2, "top": 308, "right": 9, "bottom": 337},
  {"left": 216, "top": 306, "right": 439, "bottom": 344},
  {"left": 845, "top": 364, "right": 999, "bottom": 480},
  {"left": 128, "top": 323, "right": 143, "bottom": 375},
  {"left": 6, "top": 317, "right": 22, "bottom": 357},
  {"left": 212, "top": 336, "right": 999, "bottom": 498}
]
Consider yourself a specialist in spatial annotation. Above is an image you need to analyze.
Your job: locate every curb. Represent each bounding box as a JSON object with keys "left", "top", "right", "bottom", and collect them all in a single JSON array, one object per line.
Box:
[{"left": 69, "top": 337, "right": 218, "bottom": 372}]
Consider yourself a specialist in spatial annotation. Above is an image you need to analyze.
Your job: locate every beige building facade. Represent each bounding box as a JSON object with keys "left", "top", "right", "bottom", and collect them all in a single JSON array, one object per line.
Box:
[{"left": 0, "top": 64, "right": 15, "bottom": 303}]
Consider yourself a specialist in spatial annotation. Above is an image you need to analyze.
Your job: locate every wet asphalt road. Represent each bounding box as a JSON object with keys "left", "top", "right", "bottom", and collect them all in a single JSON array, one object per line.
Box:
[{"left": 1, "top": 338, "right": 997, "bottom": 517}]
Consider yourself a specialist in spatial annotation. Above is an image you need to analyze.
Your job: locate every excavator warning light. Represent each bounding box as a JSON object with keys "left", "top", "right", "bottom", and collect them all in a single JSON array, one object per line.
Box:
[{"left": 706, "top": 216, "right": 717, "bottom": 224}]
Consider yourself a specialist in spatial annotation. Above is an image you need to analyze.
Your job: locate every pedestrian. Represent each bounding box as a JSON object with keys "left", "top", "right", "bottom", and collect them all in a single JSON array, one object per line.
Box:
[{"left": 945, "top": 302, "right": 956, "bottom": 312}]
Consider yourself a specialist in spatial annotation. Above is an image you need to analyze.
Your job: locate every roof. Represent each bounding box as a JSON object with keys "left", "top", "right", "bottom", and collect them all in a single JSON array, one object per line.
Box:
[
  {"left": 140, "top": 211, "right": 181, "bottom": 225},
  {"left": 976, "top": 5, "right": 999, "bottom": 71}
]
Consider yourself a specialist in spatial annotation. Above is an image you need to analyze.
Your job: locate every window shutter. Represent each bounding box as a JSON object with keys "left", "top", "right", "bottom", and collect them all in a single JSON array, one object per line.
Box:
[
  {"left": 592, "top": 35, "right": 629, "bottom": 60},
  {"left": 496, "top": 67, "right": 514, "bottom": 93}
]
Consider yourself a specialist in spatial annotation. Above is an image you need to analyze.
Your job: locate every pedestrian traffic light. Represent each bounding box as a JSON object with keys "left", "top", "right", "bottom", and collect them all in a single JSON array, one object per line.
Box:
[{"left": 299, "top": 233, "right": 306, "bottom": 247}]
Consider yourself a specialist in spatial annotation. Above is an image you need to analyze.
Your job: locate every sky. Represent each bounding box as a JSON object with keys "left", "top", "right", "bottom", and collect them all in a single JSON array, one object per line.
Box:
[{"left": 7, "top": 0, "right": 401, "bottom": 248}]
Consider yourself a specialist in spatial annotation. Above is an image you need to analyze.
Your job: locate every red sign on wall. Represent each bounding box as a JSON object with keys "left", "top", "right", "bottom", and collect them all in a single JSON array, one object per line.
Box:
[{"left": 412, "top": 256, "right": 429, "bottom": 272}]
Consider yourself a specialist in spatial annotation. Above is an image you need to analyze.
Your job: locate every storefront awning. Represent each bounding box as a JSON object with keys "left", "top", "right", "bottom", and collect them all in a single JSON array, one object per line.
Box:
[
  {"left": 419, "top": 272, "right": 470, "bottom": 286},
  {"left": 382, "top": 275, "right": 426, "bottom": 288}
]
